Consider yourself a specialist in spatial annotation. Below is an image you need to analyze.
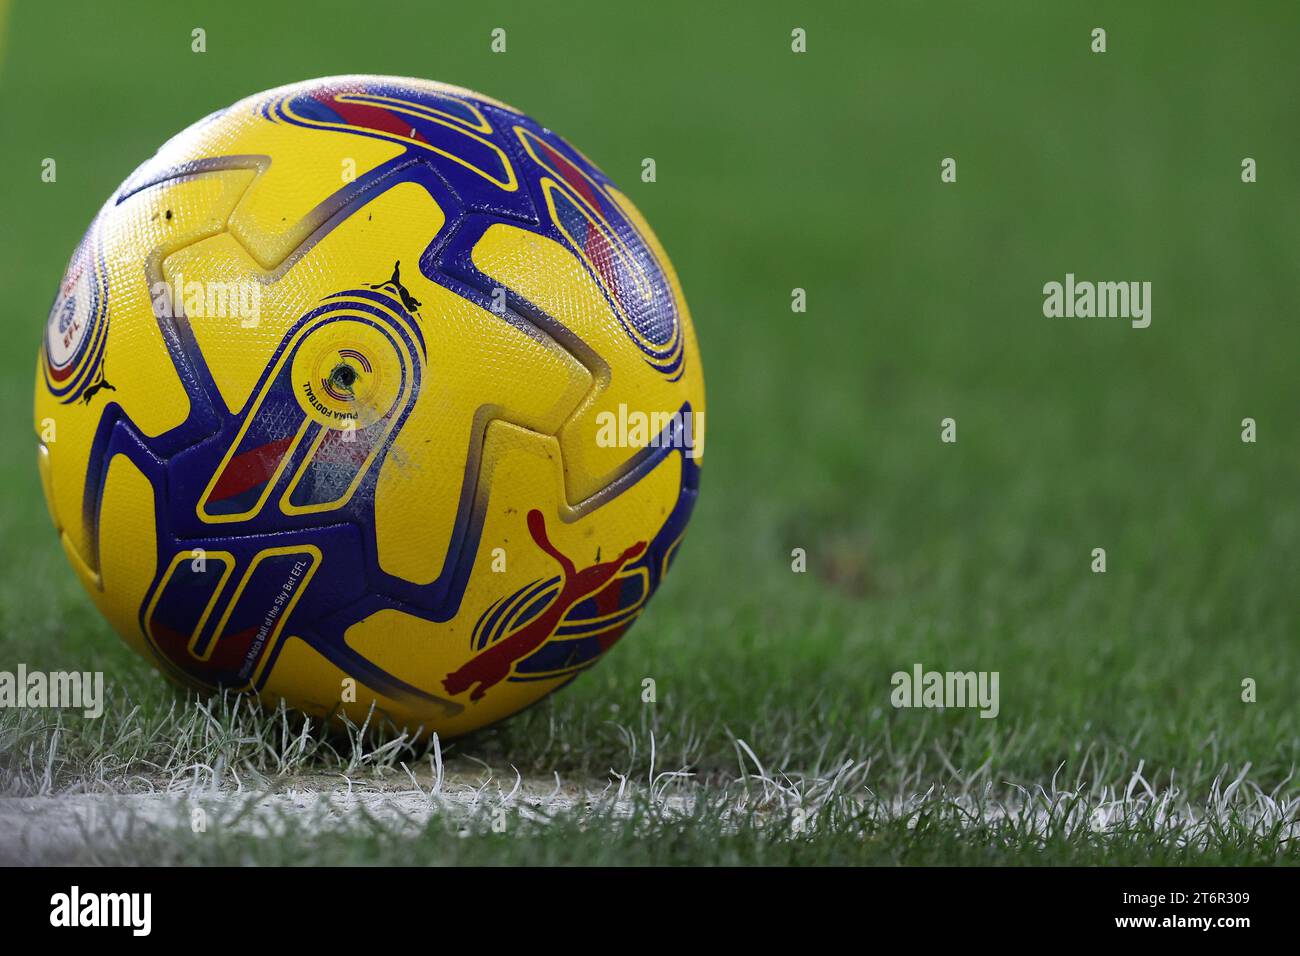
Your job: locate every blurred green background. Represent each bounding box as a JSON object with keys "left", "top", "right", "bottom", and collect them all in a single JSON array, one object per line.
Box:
[{"left": 1, "top": 0, "right": 1297, "bottom": 801}]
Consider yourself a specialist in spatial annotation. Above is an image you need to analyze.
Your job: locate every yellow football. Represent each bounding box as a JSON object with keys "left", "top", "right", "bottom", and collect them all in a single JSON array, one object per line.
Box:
[{"left": 35, "top": 76, "right": 704, "bottom": 737}]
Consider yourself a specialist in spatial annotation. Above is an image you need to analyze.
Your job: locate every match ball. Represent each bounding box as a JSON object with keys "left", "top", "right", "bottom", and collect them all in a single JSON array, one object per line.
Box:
[{"left": 35, "top": 76, "right": 704, "bottom": 736}]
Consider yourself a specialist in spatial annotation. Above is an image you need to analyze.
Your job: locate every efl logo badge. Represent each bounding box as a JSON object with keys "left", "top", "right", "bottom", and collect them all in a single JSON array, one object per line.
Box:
[{"left": 43, "top": 224, "right": 112, "bottom": 405}]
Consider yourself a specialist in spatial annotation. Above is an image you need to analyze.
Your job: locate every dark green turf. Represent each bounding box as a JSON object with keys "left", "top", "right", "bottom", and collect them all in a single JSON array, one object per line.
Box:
[{"left": 1, "top": 1, "right": 1297, "bottom": 863}]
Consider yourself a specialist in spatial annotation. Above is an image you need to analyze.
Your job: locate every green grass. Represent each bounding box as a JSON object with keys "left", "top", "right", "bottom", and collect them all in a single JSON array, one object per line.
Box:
[
  {"left": 1, "top": 0, "right": 1299, "bottom": 864},
  {"left": 4, "top": 694, "right": 1295, "bottom": 865}
]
